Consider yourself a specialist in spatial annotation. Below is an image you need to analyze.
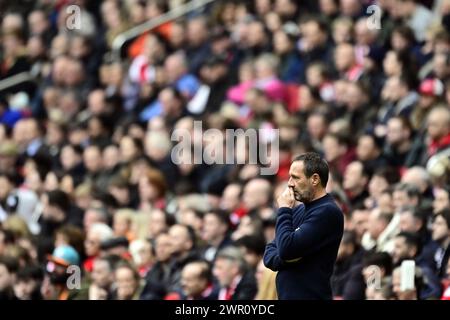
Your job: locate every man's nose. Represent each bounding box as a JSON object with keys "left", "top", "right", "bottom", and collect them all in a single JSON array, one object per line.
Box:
[{"left": 288, "top": 178, "right": 294, "bottom": 187}]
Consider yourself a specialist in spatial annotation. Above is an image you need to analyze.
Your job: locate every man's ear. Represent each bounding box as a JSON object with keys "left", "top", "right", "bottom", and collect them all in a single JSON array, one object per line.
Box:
[{"left": 311, "top": 173, "right": 320, "bottom": 186}]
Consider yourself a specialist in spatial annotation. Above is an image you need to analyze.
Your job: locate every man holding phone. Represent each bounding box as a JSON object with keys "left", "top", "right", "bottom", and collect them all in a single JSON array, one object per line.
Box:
[{"left": 263, "top": 152, "right": 344, "bottom": 299}]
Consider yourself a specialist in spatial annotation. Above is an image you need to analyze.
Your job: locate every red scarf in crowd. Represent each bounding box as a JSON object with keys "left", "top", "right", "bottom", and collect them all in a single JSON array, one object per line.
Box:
[{"left": 428, "top": 133, "right": 450, "bottom": 156}]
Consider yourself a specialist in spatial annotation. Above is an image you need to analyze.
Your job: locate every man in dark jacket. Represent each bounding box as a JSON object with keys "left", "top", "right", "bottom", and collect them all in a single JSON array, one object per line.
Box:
[
  {"left": 213, "top": 246, "right": 257, "bottom": 300},
  {"left": 264, "top": 152, "right": 344, "bottom": 299}
]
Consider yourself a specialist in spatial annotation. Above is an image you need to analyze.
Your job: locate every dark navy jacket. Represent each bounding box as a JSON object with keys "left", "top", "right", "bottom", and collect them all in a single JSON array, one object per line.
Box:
[{"left": 263, "top": 194, "right": 344, "bottom": 300}]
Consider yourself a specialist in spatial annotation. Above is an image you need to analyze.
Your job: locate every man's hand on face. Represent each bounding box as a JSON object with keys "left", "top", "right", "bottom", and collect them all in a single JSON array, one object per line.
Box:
[{"left": 277, "top": 187, "right": 296, "bottom": 209}]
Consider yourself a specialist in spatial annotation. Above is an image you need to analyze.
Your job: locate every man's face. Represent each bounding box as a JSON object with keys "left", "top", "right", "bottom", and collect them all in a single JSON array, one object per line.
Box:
[
  {"left": 213, "top": 258, "right": 236, "bottom": 288},
  {"left": 155, "top": 234, "right": 173, "bottom": 262},
  {"left": 202, "top": 214, "right": 225, "bottom": 243},
  {"left": 393, "top": 190, "right": 409, "bottom": 212},
  {"left": 114, "top": 267, "right": 137, "bottom": 300},
  {"left": 181, "top": 264, "right": 207, "bottom": 297},
  {"left": 433, "top": 188, "right": 450, "bottom": 214},
  {"left": 92, "top": 259, "right": 113, "bottom": 288},
  {"left": 169, "top": 225, "right": 191, "bottom": 255},
  {"left": 399, "top": 212, "right": 419, "bottom": 233},
  {"left": 221, "top": 185, "right": 241, "bottom": 212},
  {"left": 149, "top": 209, "right": 167, "bottom": 238},
  {"left": 13, "top": 279, "right": 37, "bottom": 300},
  {"left": 287, "top": 161, "right": 314, "bottom": 203},
  {"left": 432, "top": 215, "right": 449, "bottom": 242},
  {"left": 343, "top": 162, "right": 364, "bottom": 192},
  {"left": 387, "top": 118, "right": 406, "bottom": 146},
  {"left": 392, "top": 236, "right": 413, "bottom": 264},
  {"left": 84, "top": 231, "right": 101, "bottom": 257},
  {"left": 351, "top": 210, "right": 369, "bottom": 238}
]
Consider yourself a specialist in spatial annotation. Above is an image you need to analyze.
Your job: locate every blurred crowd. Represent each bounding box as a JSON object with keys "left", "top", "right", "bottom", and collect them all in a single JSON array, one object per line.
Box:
[{"left": 1, "top": 0, "right": 450, "bottom": 300}]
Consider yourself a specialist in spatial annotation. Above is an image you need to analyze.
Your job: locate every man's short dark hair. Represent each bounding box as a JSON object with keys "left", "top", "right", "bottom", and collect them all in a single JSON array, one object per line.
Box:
[
  {"left": 47, "top": 190, "right": 71, "bottom": 212},
  {"left": 235, "top": 235, "right": 266, "bottom": 256},
  {"left": 184, "top": 260, "right": 212, "bottom": 282},
  {"left": 293, "top": 152, "right": 329, "bottom": 187},
  {"left": 434, "top": 208, "right": 450, "bottom": 229},
  {"left": 396, "top": 231, "right": 422, "bottom": 257},
  {"left": 205, "top": 210, "right": 230, "bottom": 229},
  {"left": 362, "top": 252, "right": 393, "bottom": 276}
]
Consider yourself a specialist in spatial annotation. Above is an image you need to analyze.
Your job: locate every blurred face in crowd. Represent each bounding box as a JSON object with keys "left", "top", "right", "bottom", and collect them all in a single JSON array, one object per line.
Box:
[
  {"left": 120, "top": 136, "right": 139, "bottom": 163},
  {"left": 85, "top": 228, "right": 103, "bottom": 257},
  {"left": 114, "top": 266, "right": 138, "bottom": 300},
  {"left": 367, "top": 208, "right": 388, "bottom": 240},
  {"left": 350, "top": 209, "right": 370, "bottom": 240},
  {"left": 383, "top": 51, "right": 402, "bottom": 77},
  {"left": 432, "top": 215, "right": 449, "bottom": 242},
  {"left": 159, "top": 88, "right": 182, "bottom": 116},
  {"left": 393, "top": 189, "right": 410, "bottom": 212},
  {"left": 368, "top": 174, "right": 389, "bottom": 199},
  {"left": 40, "top": 193, "right": 65, "bottom": 223},
  {"left": 213, "top": 258, "right": 239, "bottom": 288},
  {"left": 0, "top": 263, "right": 13, "bottom": 291},
  {"left": 92, "top": 258, "right": 114, "bottom": 288},
  {"left": 433, "top": 53, "right": 450, "bottom": 80},
  {"left": 169, "top": 22, "right": 185, "bottom": 49},
  {"left": 164, "top": 54, "right": 186, "bottom": 83},
  {"left": 130, "top": 240, "right": 153, "bottom": 268},
  {"left": 334, "top": 43, "right": 355, "bottom": 72},
  {"left": 433, "top": 188, "right": 450, "bottom": 214},
  {"left": 83, "top": 146, "right": 103, "bottom": 173},
  {"left": 13, "top": 278, "right": 37, "bottom": 300},
  {"left": 307, "top": 114, "right": 327, "bottom": 141},
  {"left": 168, "top": 225, "right": 193, "bottom": 256},
  {"left": 378, "top": 192, "right": 393, "bottom": 213},
  {"left": 340, "top": 0, "right": 362, "bottom": 17},
  {"left": 181, "top": 262, "right": 208, "bottom": 298},
  {"left": 179, "top": 209, "right": 203, "bottom": 237},
  {"left": 202, "top": 213, "right": 227, "bottom": 244},
  {"left": 273, "top": 30, "right": 292, "bottom": 55},
  {"left": 103, "top": 145, "right": 120, "bottom": 169},
  {"left": 337, "top": 239, "right": 355, "bottom": 261},
  {"left": 60, "top": 145, "right": 81, "bottom": 171},
  {"left": 87, "top": 90, "right": 106, "bottom": 115},
  {"left": 301, "top": 20, "right": 327, "bottom": 50},
  {"left": 320, "top": 0, "right": 338, "bottom": 15},
  {"left": 84, "top": 209, "right": 107, "bottom": 232},
  {"left": 243, "top": 179, "right": 271, "bottom": 210},
  {"left": 149, "top": 209, "right": 168, "bottom": 239},
  {"left": 113, "top": 214, "right": 131, "bottom": 238},
  {"left": 322, "top": 135, "right": 346, "bottom": 163},
  {"left": 155, "top": 233, "right": 173, "bottom": 263},
  {"left": 392, "top": 236, "right": 416, "bottom": 264},
  {"left": 427, "top": 108, "right": 450, "bottom": 141},
  {"left": 387, "top": 118, "right": 409, "bottom": 146},
  {"left": 343, "top": 161, "right": 366, "bottom": 193},
  {"left": 399, "top": 211, "right": 421, "bottom": 233},
  {"left": 187, "top": 18, "right": 208, "bottom": 47},
  {"left": 221, "top": 184, "right": 242, "bottom": 212},
  {"left": 357, "top": 135, "right": 379, "bottom": 162}
]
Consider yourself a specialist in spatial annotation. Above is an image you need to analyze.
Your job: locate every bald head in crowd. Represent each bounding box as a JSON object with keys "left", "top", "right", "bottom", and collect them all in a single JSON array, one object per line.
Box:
[
  {"left": 427, "top": 106, "right": 450, "bottom": 142},
  {"left": 243, "top": 178, "right": 272, "bottom": 211}
]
